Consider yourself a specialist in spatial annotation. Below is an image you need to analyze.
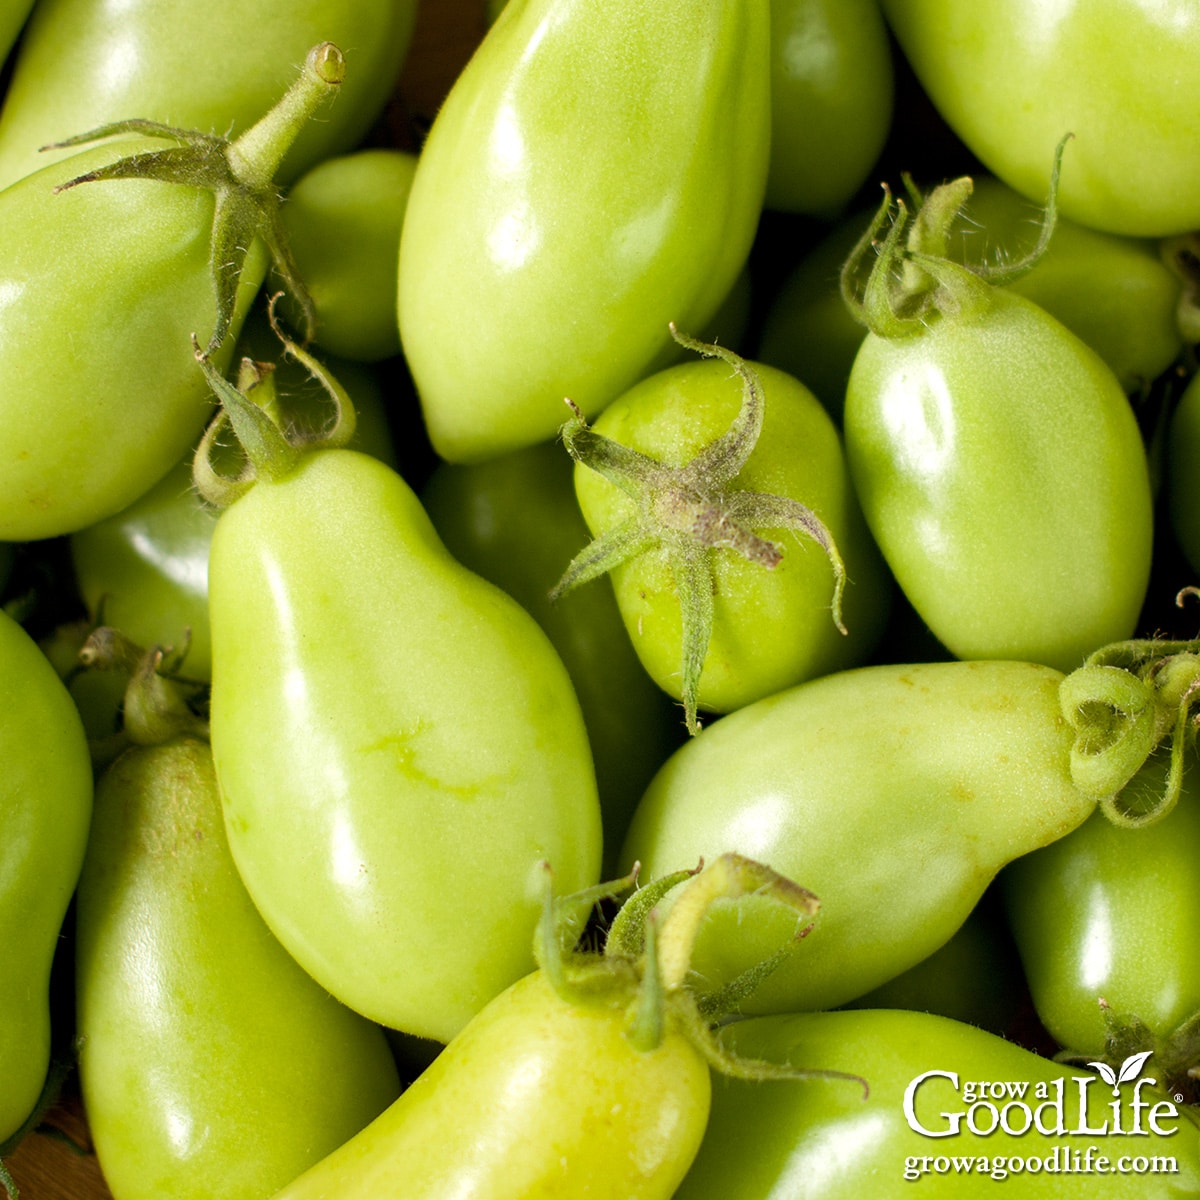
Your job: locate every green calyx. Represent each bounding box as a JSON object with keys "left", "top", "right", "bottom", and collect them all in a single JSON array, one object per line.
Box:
[
  {"left": 47, "top": 42, "right": 345, "bottom": 358},
  {"left": 1059, "top": 592, "right": 1200, "bottom": 827},
  {"left": 193, "top": 294, "right": 357, "bottom": 507},
  {"left": 841, "top": 134, "right": 1071, "bottom": 338},
  {"left": 533, "top": 854, "right": 866, "bottom": 1094},
  {"left": 552, "top": 326, "right": 847, "bottom": 736}
]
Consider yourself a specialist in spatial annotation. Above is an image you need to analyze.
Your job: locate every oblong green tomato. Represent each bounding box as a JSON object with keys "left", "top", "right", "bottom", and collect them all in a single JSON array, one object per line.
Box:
[
  {"left": 621, "top": 660, "right": 1092, "bottom": 1015},
  {"left": 76, "top": 737, "right": 401, "bottom": 1200},
  {"left": 575, "top": 359, "right": 889, "bottom": 718},
  {"left": 1004, "top": 754, "right": 1200, "bottom": 1064},
  {"left": 0, "top": 0, "right": 417, "bottom": 190},
  {"left": 845, "top": 288, "right": 1152, "bottom": 671},
  {"left": 69, "top": 351, "right": 396, "bottom": 682},
  {"left": 674, "top": 1009, "right": 1200, "bottom": 1199},
  {"left": 955, "top": 177, "right": 1183, "bottom": 391},
  {"left": 272, "top": 970, "right": 711, "bottom": 1200},
  {"left": 281, "top": 149, "right": 417, "bottom": 362},
  {"left": 422, "top": 443, "right": 681, "bottom": 871},
  {"left": 208, "top": 450, "right": 602, "bottom": 1042},
  {"left": 0, "top": 139, "right": 265, "bottom": 542},
  {"left": 398, "top": 0, "right": 771, "bottom": 462},
  {"left": 0, "top": 608, "right": 92, "bottom": 1144},
  {"left": 1168, "top": 370, "right": 1200, "bottom": 577},
  {"left": 879, "top": 0, "right": 1200, "bottom": 237},
  {"left": 766, "top": 0, "right": 893, "bottom": 217}
]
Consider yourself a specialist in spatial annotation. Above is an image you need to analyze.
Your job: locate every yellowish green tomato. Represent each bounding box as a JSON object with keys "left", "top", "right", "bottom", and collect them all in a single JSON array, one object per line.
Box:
[
  {"left": 0, "top": 608, "right": 92, "bottom": 1145},
  {"left": 398, "top": 0, "right": 771, "bottom": 461},
  {"left": 76, "top": 736, "right": 402, "bottom": 1200},
  {"left": 282, "top": 149, "right": 417, "bottom": 362},
  {"left": 0, "top": 0, "right": 33, "bottom": 64}
]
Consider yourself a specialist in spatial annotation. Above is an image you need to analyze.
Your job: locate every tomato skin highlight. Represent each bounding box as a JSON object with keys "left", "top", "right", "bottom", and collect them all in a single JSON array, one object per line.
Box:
[
  {"left": 271, "top": 971, "right": 711, "bottom": 1200},
  {"left": 0, "top": 608, "right": 93, "bottom": 1145},
  {"left": 208, "top": 449, "right": 602, "bottom": 1042},
  {"left": 845, "top": 288, "right": 1152, "bottom": 671}
]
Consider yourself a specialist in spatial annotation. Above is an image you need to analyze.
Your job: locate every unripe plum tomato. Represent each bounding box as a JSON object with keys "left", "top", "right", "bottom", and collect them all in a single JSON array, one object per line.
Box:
[
  {"left": 765, "top": 0, "right": 893, "bottom": 217},
  {"left": 0, "top": 0, "right": 418, "bottom": 190},
  {"left": 879, "top": 0, "right": 1200, "bottom": 237},
  {"left": 208, "top": 448, "right": 602, "bottom": 1042},
  {"left": 0, "top": 607, "right": 93, "bottom": 1145},
  {"left": 568, "top": 354, "right": 890, "bottom": 727},
  {"left": 1168, "top": 370, "right": 1200, "bottom": 578},
  {"left": 674, "top": 1009, "right": 1200, "bottom": 1198},
  {"left": 621, "top": 660, "right": 1093, "bottom": 1016},
  {"left": 398, "top": 0, "right": 771, "bottom": 461},
  {"left": 281, "top": 149, "right": 417, "bottom": 362},
  {"left": 76, "top": 735, "right": 401, "bottom": 1200},
  {"left": 270, "top": 971, "right": 711, "bottom": 1200}
]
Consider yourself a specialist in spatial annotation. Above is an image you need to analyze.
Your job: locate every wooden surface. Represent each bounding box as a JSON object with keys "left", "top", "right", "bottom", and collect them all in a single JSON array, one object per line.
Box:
[{"left": 3, "top": 2, "right": 480, "bottom": 1195}]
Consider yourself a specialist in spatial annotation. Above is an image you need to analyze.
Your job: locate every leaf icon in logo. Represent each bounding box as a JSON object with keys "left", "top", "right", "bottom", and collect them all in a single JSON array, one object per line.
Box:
[
  {"left": 1089, "top": 1061, "right": 1119, "bottom": 1091},
  {"left": 1117, "top": 1050, "right": 1154, "bottom": 1084}
]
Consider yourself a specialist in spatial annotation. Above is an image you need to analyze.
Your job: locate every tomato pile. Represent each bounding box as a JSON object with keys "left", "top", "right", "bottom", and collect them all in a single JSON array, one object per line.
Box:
[{"left": 5, "top": 2, "right": 1200, "bottom": 1197}]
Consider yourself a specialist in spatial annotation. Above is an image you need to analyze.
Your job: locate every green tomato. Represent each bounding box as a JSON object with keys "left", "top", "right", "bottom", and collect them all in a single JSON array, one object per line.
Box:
[
  {"left": 422, "top": 442, "right": 681, "bottom": 872},
  {"left": 879, "top": 0, "right": 1200, "bottom": 237},
  {"left": 0, "top": 139, "right": 266, "bottom": 543},
  {"left": 69, "top": 347, "right": 396, "bottom": 682},
  {"left": 570, "top": 356, "right": 889, "bottom": 724},
  {"left": 281, "top": 149, "right": 417, "bottom": 363},
  {"left": 765, "top": 0, "right": 893, "bottom": 217},
  {"left": 208, "top": 449, "right": 602, "bottom": 1042},
  {"left": 0, "top": 607, "right": 92, "bottom": 1145},
  {"left": 271, "top": 970, "right": 711, "bottom": 1200},
  {"left": 1004, "top": 753, "right": 1200, "bottom": 1084},
  {"left": 675, "top": 1009, "right": 1200, "bottom": 1198},
  {"left": 76, "top": 735, "right": 401, "bottom": 1200},
  {"left": 621, "top": 660, "right": 1093, "bottom": 1015},
  {"left": 846, "top": 286, "right": 1153, "bottom": 672},
  {"left": 1168, "top": 370, "right": 1200, "bottom": 578},
  {"left": 398, "top": 0, "right": 771, "bottom": 461},
  {"left": 0, "top": 0, "right": 33, "bottom": 65},
  {"left": 0, "top": 0, "right": 418, "bottom": 190}
]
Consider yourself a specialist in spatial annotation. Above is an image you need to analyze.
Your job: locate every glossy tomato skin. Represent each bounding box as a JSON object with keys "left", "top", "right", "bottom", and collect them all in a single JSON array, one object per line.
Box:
[
  {"left": 622, "top": 660, "right": 1092, "bottom": 1015},
  {"left": 674, "top": 1009, "right": 1200, "bottom": 1198},
  {"left": 1168, "top": 371, "right": 1200, "bottom": 577},
  {"left": 76, "top": 736, "right": 401, "bottom": 1200},
  {"left": 0, "top": 0, "right": 418, "bottom": 189},
  {"left": 845, "top": 289, "right": 1152, "bottom": 672},
  {"left": 272, "top": 971, "right": 711, "bottom": 1200},
  {"left": 766, "top": 0, "right": 893, "bottom": 217},
  {"left": 0, "top": 139, "right": 265, "bottom": 543},
  {"left": 879, "top": 0, "right": 1200, "bottom": 237},
  {"left": 422, "top": 443, "right": 681, "bottom": 871},
  {"left": 208, "top": 450, "right": 602, "bottom": 1043},
  {"left": 0, "top": 608, "right": 93, "bottom": 1144},
  {"left": 574, "top": 359, "right": 890, "bottom": 718},
  {"left": 1004, "top": 755, "right": 1200, "bottom": 1061},
  {"left": 398, "top": 0, "right": 771, "bottom": 462}
]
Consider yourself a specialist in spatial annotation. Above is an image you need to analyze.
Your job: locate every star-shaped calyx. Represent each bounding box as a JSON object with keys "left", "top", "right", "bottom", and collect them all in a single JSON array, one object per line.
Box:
[
  {"left": 551, "top": 326, "right": 847, "bottom": 735},
  {"left": 46, "top": 42, "right": 345, "bottom": 359}
]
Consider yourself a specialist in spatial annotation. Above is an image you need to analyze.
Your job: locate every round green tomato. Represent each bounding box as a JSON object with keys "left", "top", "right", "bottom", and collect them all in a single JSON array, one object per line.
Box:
[
  {"left": 1004, "top": 753, "right": 1200, "bottom": 1066},
  {"left": 69, "top": 349, "right": 396, "bottom": 682},
  {"left": 0, "top": 0, "right": 418, "bottom": 189},
  {"left": 398, "top": 0, "right": 771, "bottom": 461},
  {"left": 1168, "top": 370, "right": 1200, "bottom": 577},
  {"left": 0, "top": 139, "right": 265, "bottom": 542},
  {"left": 845, "top": 287, "right": 1153, "bottom": 671},
  {"left": 422, "top": 442, "right": 681, "bottom": 871},
  {"left": 273, "top": 970, "right": 711, "bottom": 1200},
  {"left": 76, "top": 736, "right": 400, "bottom": 1200},
  {"left": 675, "top": 1009, "right": 1200, "bottom": 1198},
  {"left": 622, "top": 660, "right": 1092, "bottom": 1015},
  {"left": 282, "top": 149, "right": 417, "bottom": 362},
  {"left": 208, "top": 449, "right": 602, "bottom": 1042},
  {"left": 879, "top": 0, "right": 1200, "bottom": 236},
  {"left": 0, "top": 607, "right": 92, "bottom": 1144},
  {"left": 766, "top": 0, "right": 893, "bottom": 217},
  {"left": 574, "top": 359, "right": 889, "bottom": 719}
]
